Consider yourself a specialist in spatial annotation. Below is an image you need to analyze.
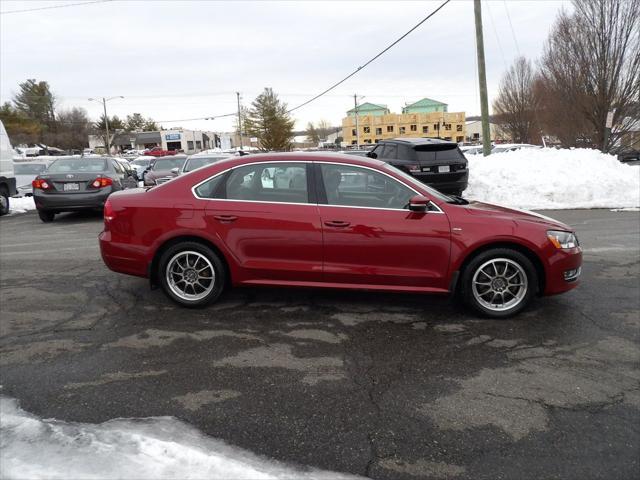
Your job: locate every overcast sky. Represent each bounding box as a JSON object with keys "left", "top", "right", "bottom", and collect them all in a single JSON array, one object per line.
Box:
[{"left": 1, "top": 0, "right": 572, "bottom": 132}]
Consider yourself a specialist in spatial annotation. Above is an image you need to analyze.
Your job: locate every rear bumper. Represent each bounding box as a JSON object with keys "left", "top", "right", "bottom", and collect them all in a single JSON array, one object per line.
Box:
[
  {"left": 34, "top": 188, "right": 112, "bottom": 211},
  {"left": 544, "top": 247, "right": 583, "bottom": 295},
  {"left": 411, "top": 170, "right": 469, "bottom": 194},
  {"left": 99, "top": 230, "right": 149, "bottom": 278}
]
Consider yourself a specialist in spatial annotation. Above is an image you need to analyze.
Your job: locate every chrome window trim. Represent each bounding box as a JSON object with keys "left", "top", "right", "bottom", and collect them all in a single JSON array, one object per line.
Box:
[{"left": 190, "top": 160, "right": 444, "bottom": 214}]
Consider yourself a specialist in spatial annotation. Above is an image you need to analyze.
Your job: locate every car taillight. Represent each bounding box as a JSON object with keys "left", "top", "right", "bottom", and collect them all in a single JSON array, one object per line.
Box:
[
  {"left": 104, "top": 199, "right": 115, "bottom": 224},
  {"left": 90, "top": 177, "right": 113, "bottom": 188},
  {"left": 32, "top": 179, "right": 51, "bottom": 190}
]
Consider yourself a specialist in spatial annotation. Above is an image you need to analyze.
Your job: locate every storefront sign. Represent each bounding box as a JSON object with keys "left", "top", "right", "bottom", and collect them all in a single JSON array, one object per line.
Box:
[{"left": 165, "top": 133, "right": 181, "bottom": 141}]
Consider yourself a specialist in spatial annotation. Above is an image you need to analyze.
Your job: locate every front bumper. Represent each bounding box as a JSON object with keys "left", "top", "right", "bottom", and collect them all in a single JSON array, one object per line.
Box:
[
  {"left": 544, "top": 247, "right": 583, "bottom": 295},
  {"left": 34, "top": 188, "right": 112, "bottom": 211}
]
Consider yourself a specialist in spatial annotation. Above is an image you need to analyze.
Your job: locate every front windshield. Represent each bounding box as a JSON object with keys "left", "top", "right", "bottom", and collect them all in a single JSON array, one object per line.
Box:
[
  {"left": 153, "top": 157, "right": 186, "bottom": 171},
  {"left": 383, "top": 163, "right": 455, "bottom": 203},
  {"left": 48, "top": 158, "right": 107, "bottom": 173},
  {"left": 184, "top": 156, "right": 227, "bottom": 172},
  {"left": 14, "top": 164, "right": 47, "bottom": 174}
]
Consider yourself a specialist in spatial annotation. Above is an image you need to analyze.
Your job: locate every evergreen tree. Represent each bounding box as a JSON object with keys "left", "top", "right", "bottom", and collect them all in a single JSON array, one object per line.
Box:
[
  {"left": 244, "top": 88, "right": 294, "bottom": 151},
  {"left": 306, "top": 122, "right": 320, "bottom": 144}
]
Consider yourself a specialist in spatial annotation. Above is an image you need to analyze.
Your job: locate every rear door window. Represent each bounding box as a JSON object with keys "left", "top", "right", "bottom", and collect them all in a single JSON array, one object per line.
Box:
[{"left": 225, "top": 162, "right": 309, "bottom": 204}]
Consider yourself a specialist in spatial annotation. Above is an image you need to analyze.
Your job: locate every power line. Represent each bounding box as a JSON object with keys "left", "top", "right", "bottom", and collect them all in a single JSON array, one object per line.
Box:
[
  {"left": 503, "top": 0, "right": 521, "bottom": 57},
  {"left": 484, "top": 0, "right": 507, "bottom": 70},
  {"left": 0, "top": 0, "right": 113, "bottom": 15},
  {"left": 286, "top": 0, "right": 451, "bottom": 113}
]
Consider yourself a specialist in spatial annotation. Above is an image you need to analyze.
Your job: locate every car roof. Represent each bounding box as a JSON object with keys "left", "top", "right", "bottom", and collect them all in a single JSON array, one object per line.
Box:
[
  {"left": 379, "top": 137, "right": 457, "bottom": 146},
  {"left": 206, "top": 151, "right": 387, "bottom": 170}
]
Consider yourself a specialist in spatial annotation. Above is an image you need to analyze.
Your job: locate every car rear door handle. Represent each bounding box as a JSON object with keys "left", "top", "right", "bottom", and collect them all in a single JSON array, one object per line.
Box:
[
  {"left": 213, "top": 215, "right": 238, "bottom": 223},
  {"left": 324, "top": 220, "right": 350, "bottom": 228}
]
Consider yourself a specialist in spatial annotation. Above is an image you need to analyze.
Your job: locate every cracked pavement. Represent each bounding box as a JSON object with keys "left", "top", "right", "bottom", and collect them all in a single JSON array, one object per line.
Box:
[{"left": 0, "top": 209, "right": 638, "bottom": 479}]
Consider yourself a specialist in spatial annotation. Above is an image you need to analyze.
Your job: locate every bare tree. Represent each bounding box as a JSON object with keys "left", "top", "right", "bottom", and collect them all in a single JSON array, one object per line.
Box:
[
  {"left": 493, "top": 57, "right": 541, "bottom": 144},
  {"left": 539, "top": 0, "right": 640, "bottom": 151}
]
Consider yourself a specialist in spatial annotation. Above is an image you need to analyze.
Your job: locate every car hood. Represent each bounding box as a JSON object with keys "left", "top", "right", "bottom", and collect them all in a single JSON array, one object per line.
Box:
[{"left": 462, "top": 200, "right": 572, "bottom": 230}]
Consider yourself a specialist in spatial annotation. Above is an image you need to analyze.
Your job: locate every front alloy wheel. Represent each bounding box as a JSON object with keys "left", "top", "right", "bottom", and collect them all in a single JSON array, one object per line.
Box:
[{"left": 462, "top": 248, "right": 537, "bottom": 318}]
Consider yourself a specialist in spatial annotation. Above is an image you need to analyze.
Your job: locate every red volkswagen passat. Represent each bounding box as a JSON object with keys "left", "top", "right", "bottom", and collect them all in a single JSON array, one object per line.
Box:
[{"left": 99, "top": 153, "right": 582, "bottom": 318}]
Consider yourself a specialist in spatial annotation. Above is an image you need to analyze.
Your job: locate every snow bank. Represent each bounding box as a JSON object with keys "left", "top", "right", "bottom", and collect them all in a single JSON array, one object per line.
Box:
[
  {"left": 8, "top": 196, "right": 35, "bottom": 214},
  {"left": 465, "top": 148, "right": 640, "bottom": 210},
  {"left": 0, "top": 396, "right": 361, "bottom": 480}
]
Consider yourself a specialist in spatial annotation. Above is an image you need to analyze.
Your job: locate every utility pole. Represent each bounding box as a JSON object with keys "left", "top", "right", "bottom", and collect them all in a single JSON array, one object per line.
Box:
[
  {"left": 89, "top": 96, "right": 123, "bottom": 155},
  {"left": 236, "top": 92, "right": 243, "bottom": 151},
  {"left": 354, "top": 94, "right": 360, "bottom": 148},
  {"left": 474, "top": 0, "right": 491, "bottom": 156}
]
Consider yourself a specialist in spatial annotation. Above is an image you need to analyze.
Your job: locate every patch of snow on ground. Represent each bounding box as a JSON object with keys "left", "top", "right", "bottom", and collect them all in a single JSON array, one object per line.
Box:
[
  {"left": 465, "top": 148, "right": 640, "bottom": 210},
  {"left": 0, "top": 396, "right": 361, "bottom": 480},
  {"left": 8, "top": 196, "right": 35, "bottom": 214}
]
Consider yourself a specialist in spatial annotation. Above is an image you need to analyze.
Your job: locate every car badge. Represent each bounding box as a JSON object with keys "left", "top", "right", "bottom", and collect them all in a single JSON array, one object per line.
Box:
[{"left": 66, "top": 174, "right": 74, "bottom": 178}]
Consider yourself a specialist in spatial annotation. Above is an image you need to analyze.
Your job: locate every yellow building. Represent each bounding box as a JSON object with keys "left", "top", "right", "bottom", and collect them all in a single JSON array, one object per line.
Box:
[{"left": 342, "top": 100, "right": 465, "bottom": 146}]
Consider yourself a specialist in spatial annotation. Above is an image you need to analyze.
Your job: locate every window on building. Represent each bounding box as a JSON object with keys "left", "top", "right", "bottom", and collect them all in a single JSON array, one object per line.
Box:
[
  {"left": 410, "top": 124, "right": 417, "bottom": 132},
  {"left": 444, "top": 136, "right": 452, "bottom": 141},
  {"left": 187, "top": 141, "right": 194, "bottom": 150},
  {"left": 374, "top": 139, "right": 380, "bottom": 143},
  {"left": 444, "top": 123, "right": 452, "bottom": 131},
  {"left": 399, "top": 126, "right": 406, "bottom": 134},
  {"left": 387, "top": 126, "right": 394, "bottom": 133},
  {"left": 351, "top": 140, "right": 357, "bottom": 145},
  {"left": 456, "top": 136, "right": 464, "bottom": 143},
  {"left": 422, "top": 126, "right": 429, "bottom": 134},
  {"left": 364, "top": 139, "right": 372, "bottom": 144},
  {"left": 375, "top": 127, "right": 382, "bottom": 135},
  {"left": 433, "top": 124, "right": 439, "bottom": 130},
  {"left": 456, "top": 125, "right": 463, "bottom": 132},
  {"left": 352, "top": 129, "right": 356, "bottom": 136},
  {"left": 363, "top": 126, "right": 370, "bottom": 134},
  {"left": 473, "top": 133, "right": 480, "bottom": 140},
  {"left": 196, "top": 140, "right": 202, "bottom": 149}
]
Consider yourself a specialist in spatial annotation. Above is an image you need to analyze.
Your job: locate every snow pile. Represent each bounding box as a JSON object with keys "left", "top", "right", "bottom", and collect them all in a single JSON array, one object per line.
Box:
[
  {"left": 465, "top": 148, "right": 640, "bottom": 210},
  {"left": 8, "top": 196, "right": 35, "bottom": 214},
  {"left": 0, "top": 396, "right": 361, "bottom": 480}
]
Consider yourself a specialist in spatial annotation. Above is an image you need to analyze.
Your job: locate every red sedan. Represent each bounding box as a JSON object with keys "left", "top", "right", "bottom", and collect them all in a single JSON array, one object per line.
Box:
[{"left": 99, "top": 153, "right": 582, "bottom": 318}]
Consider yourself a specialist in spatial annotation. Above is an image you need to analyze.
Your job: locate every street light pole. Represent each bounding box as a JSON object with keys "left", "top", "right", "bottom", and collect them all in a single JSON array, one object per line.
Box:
[
  {"left": 89, "top": 96, "right": 124, "bottom": 154},
  {"left": 236, "top": 92, "right": 243, "bottom": 151}
]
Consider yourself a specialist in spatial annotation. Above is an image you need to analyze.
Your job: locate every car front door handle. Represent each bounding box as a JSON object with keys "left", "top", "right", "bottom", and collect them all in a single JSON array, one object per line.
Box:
[
  {"left": 324, "top": 220, "right": 350, "bottom": 228},
  {"left": 213, "top": 215, "right": 238, "bottom": 223}
]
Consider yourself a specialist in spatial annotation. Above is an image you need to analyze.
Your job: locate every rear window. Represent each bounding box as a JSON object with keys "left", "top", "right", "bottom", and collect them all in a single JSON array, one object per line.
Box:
[
  {"left": 14, "top": 164, "right": 47, "bottom": 174},
  {"left": 153, "top": 157, "right": 186, "bottom": 170},
  {"left": 415, "top": 144, "right": 465, "bottom": 163},
  {"left": 47, "top": 158, "right": 107, "bottom": 173},
  {"left": 184, "top": 156, "right": 227, "bottom": 172}
]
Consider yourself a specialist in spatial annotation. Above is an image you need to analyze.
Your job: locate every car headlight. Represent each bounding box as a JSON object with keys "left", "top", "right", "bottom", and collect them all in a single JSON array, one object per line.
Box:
[{"left": 547, "top": 230, "right": 578, "bottom": 249}]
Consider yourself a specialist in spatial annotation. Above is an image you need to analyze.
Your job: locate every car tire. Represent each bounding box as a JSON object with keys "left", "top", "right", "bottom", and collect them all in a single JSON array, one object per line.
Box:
[
  {"left": 38, "top": 210, "right": 55, "bottom": 222},
  {"left": 461, "top": 248, "right": 537, "bottom": 318},
  {"left": 158, "top": 241, "right": 226, "bottom": 308},
  {"left": 0, "top": 187, "right": 9, "bottom": 216}
]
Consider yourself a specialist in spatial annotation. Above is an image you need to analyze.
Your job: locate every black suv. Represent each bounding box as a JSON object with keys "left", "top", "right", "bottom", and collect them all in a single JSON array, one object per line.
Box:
[{"left": 367, "top": 138, "right": 468, "bottom": 196}]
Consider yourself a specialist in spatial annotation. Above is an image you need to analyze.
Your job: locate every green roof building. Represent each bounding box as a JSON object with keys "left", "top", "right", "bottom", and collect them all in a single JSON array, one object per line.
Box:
[
  {"left": 346, "top": 102, "right": 390, "bottom": 117},
  {"left": 402, "top": 97, "right": 448, "bottom": 114}
]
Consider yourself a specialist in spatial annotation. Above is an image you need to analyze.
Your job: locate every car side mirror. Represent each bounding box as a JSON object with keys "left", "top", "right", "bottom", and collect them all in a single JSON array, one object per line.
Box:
[
  {"left": 408, "top": 195, "right": 430, "bottom": 212},
  {"left": 171, "top": 168, "right": 179, "bottom": 175},
  {"left": 367, "top": 152, "right": 377, "bottom": 159}
]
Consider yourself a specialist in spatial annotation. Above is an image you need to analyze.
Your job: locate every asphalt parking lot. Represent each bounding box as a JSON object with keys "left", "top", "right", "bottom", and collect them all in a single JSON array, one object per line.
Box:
[{"left": 0, "top": 209, "right": 638, "bottom": 479}]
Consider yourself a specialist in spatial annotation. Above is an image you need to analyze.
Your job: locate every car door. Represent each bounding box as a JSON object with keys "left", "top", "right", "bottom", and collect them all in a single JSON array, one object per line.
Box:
[
  {"left": 316, "top": 162, "right": 451, "bottom": 290},
  {"left": 200, "top": 161, "right": 323, "bottom": 284},
  {"left": 109, "top": 159, "right": 127, "bottom": 191}
]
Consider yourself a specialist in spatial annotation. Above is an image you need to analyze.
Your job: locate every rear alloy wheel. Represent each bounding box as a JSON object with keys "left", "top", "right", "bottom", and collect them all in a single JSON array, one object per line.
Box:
[
  {"left": 38, "top": 210, "right": 55, "bottom": 222},
  {"left": 0, "top": 188, "right": 9, "bottom": 216},
  {"left": 462, "top": 248, "right": 537, "bottom": 318},
  {"left": 158, "top": 241, "right": 226, "bottom": 307}
]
